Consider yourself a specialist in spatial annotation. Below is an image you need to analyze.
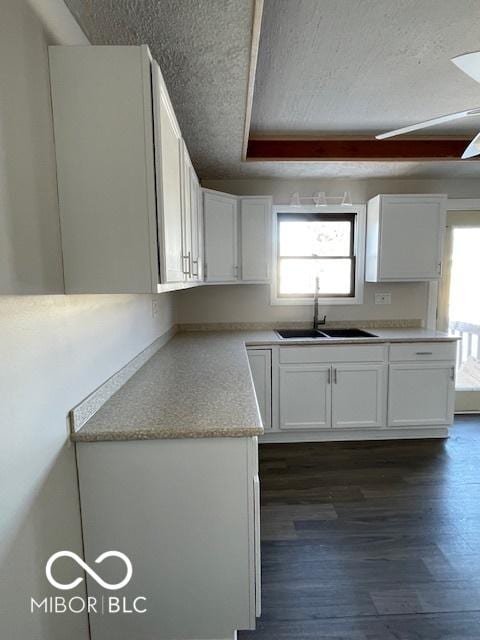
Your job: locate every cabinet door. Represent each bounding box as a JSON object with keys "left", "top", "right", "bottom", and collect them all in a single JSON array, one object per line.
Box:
[
  {"left": 189, "top": 167, "right": 203, "bottom": 281},
  {"left": 388, "top": 363, "right": 455, "bottom": 426},
  {"left": 49, "top": 45, "right": 158, "bottom": 293},
  {"left": 240, "top": 197, "right": 272, "bottom": 282},
  {"left": 181, "top": 142, "right": 193, "bottom": 280},
  {"left": 248, "top": 350, "right": 272, "bottom": 429},
  {"left": 279, "top": 365, "right": 331, "bottom": 430},
  {"left": 332, "top": 363, "right": 386, "bottom": 429},
  {"left": 203, "top": 190, "right": 238, "bottom": 282},
  {"left": 152, "top": 61, "right": 185, "bottom": 283},
  {"left": 378, "top": 196, "right": 446, "bottom": 280}
]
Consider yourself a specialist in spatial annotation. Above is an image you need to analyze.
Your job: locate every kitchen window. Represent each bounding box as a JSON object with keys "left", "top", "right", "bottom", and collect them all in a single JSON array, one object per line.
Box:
[{"left": 271, "top": 206, "right": 365, "bottom": 305}]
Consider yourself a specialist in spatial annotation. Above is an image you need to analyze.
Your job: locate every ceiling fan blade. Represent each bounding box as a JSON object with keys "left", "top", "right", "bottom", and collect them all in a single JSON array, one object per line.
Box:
[
  {"left": 462, "top": 132, "right": 480, "bottom": 159},
  {"left": 376, "top": 107, "right": 480, "bottom": 140},
  {"left": 452, "top": 51, "right": 480, "bottom": 84}
]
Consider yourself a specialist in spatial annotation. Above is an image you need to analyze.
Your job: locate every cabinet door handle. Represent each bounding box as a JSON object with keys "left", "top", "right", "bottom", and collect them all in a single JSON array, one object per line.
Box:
[
  {"left": 192, "top": 259, "right": 199, "bottom": 277},
  {"left": 416, "top": 351, "right": 433, "bottom": 356},
  {"left": 182, "top": 255, "right": 189, "bottom": 276},
  {"left": 333, "top": 368, "right": 337, "bottom": 384},
  {"left": 182, "top": 253, "right": 192, "bottom": 277},
  {"left": 234, "top": 265, "right": 239, "bottom": 279},
  {"left": 327, "top": 369, "right": 331, "bottom": 384},
  {"left": 450, "top": 366, "right": 455, "bottom": 381}
]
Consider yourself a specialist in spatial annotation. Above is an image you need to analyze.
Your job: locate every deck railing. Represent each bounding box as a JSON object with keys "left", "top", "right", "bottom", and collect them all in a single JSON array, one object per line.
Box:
[{"left": 449, "top": 320, "right": 480, "bottom": 369}]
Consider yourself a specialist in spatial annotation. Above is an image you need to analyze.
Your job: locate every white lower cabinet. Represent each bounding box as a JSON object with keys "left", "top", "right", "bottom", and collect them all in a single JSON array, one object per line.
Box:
[
  {"left": 267, "top": 341, "right": 456, "bottom": 440},
  {"left": 247, "top": 349, "right": 272, "bottom": 429},
  {"left": 279, "top": 362, "right": 386, "bottom": 431},
  {"left": 77, "top": 437, "right": 260, "bottom": 640},
  {"left": 388, "top": 362, "right": 455, "bottom": 426},
  {"left": 279, "top": 364, "right": 331, "bottom": 430},
  {"left": 332, "top": 363, "right": 387, "bottom": 429}
]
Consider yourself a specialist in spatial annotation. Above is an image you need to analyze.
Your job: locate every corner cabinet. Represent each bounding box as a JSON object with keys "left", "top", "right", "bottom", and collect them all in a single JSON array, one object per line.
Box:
[
  {"left": 365, "top": 194, "right": 447, "bottom": 282},
  {"left": 49, "top": 45, "right": 202, "bottom": 293},
  {"left": 203, "top": 190, "right": 272, "bottom": 284},
  {"left": 204, "top": 191, "right": 239, "bottom": 282}
]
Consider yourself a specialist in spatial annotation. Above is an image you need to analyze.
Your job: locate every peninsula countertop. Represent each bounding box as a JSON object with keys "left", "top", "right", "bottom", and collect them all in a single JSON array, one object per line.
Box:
[{"left": 72, "top": 327, "right": 458, "bottom": 443}]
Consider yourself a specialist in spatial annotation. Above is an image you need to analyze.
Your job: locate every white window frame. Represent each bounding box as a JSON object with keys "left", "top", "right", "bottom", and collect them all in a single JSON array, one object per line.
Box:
[{"left": 271, "top": 204, "right": 366, "bottom": 306}]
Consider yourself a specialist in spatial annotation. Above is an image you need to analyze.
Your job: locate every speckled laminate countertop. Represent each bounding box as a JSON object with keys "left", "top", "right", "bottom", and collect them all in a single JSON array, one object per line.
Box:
[{"left": 73, "top": 328, "right": 457, "bottom": 443}]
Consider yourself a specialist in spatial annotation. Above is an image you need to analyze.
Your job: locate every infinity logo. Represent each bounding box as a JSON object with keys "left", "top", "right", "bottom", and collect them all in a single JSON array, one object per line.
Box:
[{"left": 46, "top": 551, "right": 133, "bottom": 591}]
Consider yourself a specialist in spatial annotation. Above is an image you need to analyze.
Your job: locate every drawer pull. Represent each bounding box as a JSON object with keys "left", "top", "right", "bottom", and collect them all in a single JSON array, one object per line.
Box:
[{"left": 415, "top": 351, "right": 433, "bottom": 355}]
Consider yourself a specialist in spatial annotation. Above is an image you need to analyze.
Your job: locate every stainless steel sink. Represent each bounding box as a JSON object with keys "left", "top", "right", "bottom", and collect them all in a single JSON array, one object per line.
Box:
[
  {"left": 321, "top": 328, "right": 377, "bottom": 338},
  {"left": 276, "top": 329, "right": 328, "bottom": 339}
]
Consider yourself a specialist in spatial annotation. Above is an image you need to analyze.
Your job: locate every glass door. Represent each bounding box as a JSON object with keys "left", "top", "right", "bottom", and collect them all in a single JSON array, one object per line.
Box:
[{"left": 438, "top": 211, "right": 480, "bottom": 412}]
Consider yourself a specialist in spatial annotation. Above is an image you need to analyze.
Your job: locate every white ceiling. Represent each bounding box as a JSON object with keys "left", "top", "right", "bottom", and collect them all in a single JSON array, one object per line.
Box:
[{"left": 65, "top": 0, "right": 480, "bottom": 179}]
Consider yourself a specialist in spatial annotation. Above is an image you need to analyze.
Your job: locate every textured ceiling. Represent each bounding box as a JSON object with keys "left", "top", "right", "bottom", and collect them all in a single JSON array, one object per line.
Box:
[
  {"left": 64, "top": 0, "right": 256, "bottom": 178},
  {"left": 252, "top": 0, "right": 480, "bottom": 136},
  {"left": 64, "top": 0, "right": 480, "bottom": 179}
]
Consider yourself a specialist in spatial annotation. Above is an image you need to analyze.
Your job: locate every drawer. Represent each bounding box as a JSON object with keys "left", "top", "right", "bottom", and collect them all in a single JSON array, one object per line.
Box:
[
  {"left": 279, "top": 344, "right": 386, "bottom": 364},
  {"left": 389, "top": 341, "right": 457, "bottom": 362}
]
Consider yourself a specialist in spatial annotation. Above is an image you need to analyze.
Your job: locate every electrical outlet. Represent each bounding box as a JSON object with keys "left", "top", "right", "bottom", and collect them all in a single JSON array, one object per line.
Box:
[
  {"left": 152, "top": 296, "right": 160, "bottom": 318},
  {"left": 375, "top": 292, "right": 391, "bottom": 305}
]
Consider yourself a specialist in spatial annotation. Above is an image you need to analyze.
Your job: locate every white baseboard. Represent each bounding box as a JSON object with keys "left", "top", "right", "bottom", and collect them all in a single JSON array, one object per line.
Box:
[{"left": 260, "top": 426, "right": 449, "bottom": 443}]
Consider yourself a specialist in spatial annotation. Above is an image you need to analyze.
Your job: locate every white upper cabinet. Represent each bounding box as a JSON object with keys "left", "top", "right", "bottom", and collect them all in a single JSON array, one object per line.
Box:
[
  {"left": 49, "top": 45, "right": 203, "bottom": 293},
  {"left": 203, "top": 190, "right": 272, "bottom": 284},
  {"left": 241, "top": 197, "right": 272, "bottom": 282},
  {"left": 180, "top": 141, "right": 203, "bottom": 282},
  {"left": 365, "top": 194, "right": 447, "bottom": 282},
  {"left": 152, "top": 60, "right": 185, "bottom": 284},
  {"left": 49, "top": 45, "right": 159, "bottom": 293},
  {"left": 203, "top": 191, "right": 239, "bottom": 282},
  {"left": 189, "top": 167, "right": 203, "bottom": 281}
]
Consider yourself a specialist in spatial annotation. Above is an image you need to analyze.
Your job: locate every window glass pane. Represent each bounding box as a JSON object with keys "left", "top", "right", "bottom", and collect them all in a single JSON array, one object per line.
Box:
[
  {"left": 279, "top": 220, "right": 352, "bottom": 257},
  {"left": 279, "top": 259, "right": 353, "bottom": 296}
]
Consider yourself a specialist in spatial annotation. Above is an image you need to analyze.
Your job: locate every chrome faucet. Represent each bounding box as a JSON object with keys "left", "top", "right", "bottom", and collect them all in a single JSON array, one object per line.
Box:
[{"left": 313, "top": 276, "right": 326, "bottom": 330}]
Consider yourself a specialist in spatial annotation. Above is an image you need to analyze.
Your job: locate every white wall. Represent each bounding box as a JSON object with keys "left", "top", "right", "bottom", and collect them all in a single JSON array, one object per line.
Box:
[
  {"left": 0, "top": 2, "right": 175, "bottom": 639},
  {"left": 175, "top": 178, "right": 480, "bottom": 326},
  {"left": 175, "top": 282, "right": 427, "bottom": 325}
]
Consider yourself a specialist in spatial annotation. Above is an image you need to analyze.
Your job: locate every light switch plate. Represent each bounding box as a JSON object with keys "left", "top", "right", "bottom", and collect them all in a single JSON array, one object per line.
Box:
[{"left": 375, "top": 292, "right": 391, "bottom": 305}]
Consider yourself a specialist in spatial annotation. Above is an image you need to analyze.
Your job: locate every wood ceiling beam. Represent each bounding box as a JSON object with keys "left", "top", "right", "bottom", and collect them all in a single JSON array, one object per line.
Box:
[{"left": 246, "top": 138, "right": 476, "bottom": 161}]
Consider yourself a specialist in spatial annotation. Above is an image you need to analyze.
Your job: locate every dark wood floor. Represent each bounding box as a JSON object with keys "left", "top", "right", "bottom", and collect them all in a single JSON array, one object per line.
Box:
[{"left": 240, "top": 416, "right": 480, "bottom": 640}]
